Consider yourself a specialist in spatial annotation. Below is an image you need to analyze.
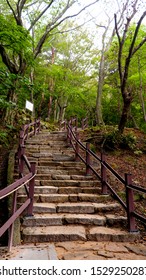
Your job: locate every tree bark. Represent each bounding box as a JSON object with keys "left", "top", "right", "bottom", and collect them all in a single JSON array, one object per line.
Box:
[
  {"left": 114, "top": 7, "right": 146, "bottom": 134},
  {"left": 96, "top": 50, "right": 105, "bottom": 125},
  {"left": 118, "top": 93, "right": 132, "bottom": 133}
]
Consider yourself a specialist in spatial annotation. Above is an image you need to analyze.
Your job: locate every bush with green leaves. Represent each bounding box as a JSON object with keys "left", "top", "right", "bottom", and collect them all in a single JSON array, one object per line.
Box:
[{"left": 103, "top": 129, "right": 136, "bottom": 150}]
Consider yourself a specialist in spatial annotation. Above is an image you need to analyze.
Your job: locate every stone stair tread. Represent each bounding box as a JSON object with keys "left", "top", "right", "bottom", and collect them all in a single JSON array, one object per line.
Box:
[
  {"left": 40, "top": 194, "right": 69, "bottom": 203},
  {"left": 56, "top": 202, "right": 120, "bottom": 214},
  {"left": 18, "top": 186, "right": 59, "bottom": 195},
  {"left": 35, "top": 179, "right": 100, "bottom": 187},
  {"left": 35, "top": 186, "right": 58, "bottom": 194},
  {"left": 87, "top": 227, "right": 140, "bottom": 242},
  {"left": 37, "top": 161, "right": 85, "bottom": 167},
  {"left": 37, "top": 193, "right": 110, "bottom": 203},
  {"left": 58, "top": 187, "right": 101, "bottom": 194},
  {"left": 33, "top": 203, "right": 56, "bottom": 213},
  {"left": 23, "top": 213, "right": 107, "bottom": 226},
  {"left": 22, "top": 225, "right": 87, "bottom": 242}
]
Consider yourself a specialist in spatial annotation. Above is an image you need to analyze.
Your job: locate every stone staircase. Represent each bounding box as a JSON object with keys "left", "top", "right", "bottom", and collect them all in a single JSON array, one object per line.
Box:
[{"left": 18, "top": 130, "right": 140, "bottom": 243}]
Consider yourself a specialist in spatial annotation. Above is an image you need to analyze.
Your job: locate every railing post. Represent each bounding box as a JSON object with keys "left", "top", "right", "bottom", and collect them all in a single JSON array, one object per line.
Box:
[
  {"left": 101, "top": 153, "right": 108, "bottom": 194},
  {"left": 19, "top": 125, "right": 24, "bottom": 145},
  {"left": 67, "top": 123, "right": 69, "bottom": 142},
  {"left": 8, "top": 191, "right": 17, "bottom": 252},
  {"left": 125, "top": 173, "right": 137, "bottom": 232},
  {"left": 81, "top": 119, "right": 84, "bottom": 130},
  {"left": 75, "top": 132, "right": 80, "bottom": 162},
  {"left": 86, "top": 143, "right": 91, "bottom": 176},
  {"left": 38, "top": 118, "right": 41, "bottom": 133},
  {"left": 75, "top": 117, "right": 78, "bottom": 133},
  {"left": 19, "top": 145, "right": 25, "bottom": 177},
  {"left": 64, "top": 120, "right": 66, "bottom": 131},
  {"left": 86, "top": 117, "right": 88, "bottom": 129},
  {"left": 34, "top": 119, "right": 36, "bottom": 135},
  {"left": 68, "top": 121, "right": 72, "bottom": 147},
  {"left": 27, "top": 162, "right": 36, "bottom": 216}
]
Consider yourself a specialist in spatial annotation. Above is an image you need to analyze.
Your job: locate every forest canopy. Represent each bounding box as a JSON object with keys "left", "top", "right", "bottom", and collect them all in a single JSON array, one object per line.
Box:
[{"left": 0, "top": 0, "right": 146, "bottom": 133}]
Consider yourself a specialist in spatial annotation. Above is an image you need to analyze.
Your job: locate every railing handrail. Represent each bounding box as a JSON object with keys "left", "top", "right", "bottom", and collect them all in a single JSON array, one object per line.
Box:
[
  {"left": 81, "top": 117, "right": 88, "bottom": 129},
  {"left": 0, "top": 118, "right": 40, "bottom": 251},
  {"left": 0, "top": 173, "right": 33, "bottom": 200},
  {"left": 66, "top": 118, "right": 146, "bottom": 232},
  {"left": 20, "top": 118, "right": 40, "bottom": 146}
]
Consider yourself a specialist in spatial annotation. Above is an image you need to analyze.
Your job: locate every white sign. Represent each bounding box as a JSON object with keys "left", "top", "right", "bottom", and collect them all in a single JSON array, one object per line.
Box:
[{"left": 25, "top": 100, "right": 34, "bottom": 112}]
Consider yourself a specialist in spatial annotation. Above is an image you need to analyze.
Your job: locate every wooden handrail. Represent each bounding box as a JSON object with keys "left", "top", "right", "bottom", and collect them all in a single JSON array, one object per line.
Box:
[
  {"left": 0, "top": 173, "right": 33, "bottom": 199},
  {"left": 0, "top": 162, "right": 36, "bottom": 251},
  {"left": 0, "top": 118, "right": 40, "bottom": 251}
]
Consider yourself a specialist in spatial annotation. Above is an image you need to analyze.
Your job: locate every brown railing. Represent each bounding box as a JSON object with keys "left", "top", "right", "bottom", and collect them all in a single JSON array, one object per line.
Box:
[
  {"left": 66, "top": 118, "right": 146, "bottom": 233},
  {"left": 81, "top": 117, "right": 88, "bottom": 129},
  {"left": 0, "top": 119, "right": 40, "bottom": 251}
]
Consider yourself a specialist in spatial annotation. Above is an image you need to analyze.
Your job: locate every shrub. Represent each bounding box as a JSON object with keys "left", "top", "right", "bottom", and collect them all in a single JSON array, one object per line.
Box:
[{"left": 103, "top": 129, "right": 136, "bottom": 150}]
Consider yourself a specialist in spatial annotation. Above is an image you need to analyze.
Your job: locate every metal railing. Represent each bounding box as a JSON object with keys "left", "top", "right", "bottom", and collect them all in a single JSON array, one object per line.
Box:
[
  {"left": 65, "top": 117, "right": 146, "bottom": 232},
  {"left": 0, "top": 119, "right": 41, "bottom": 251}
]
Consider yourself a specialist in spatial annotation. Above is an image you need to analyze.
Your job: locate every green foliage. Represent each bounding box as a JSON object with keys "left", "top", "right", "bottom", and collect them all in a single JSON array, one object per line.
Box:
[
  {"left": 120, "top": 133, "right": 136, "bottom": 150},
  {"left": 103, "top": 129, "right": 137, "bottom": 150},
  {"left": 0, "top": 14, "right": 31, "bottom": 56},
  {"left": 0, "top": 131, "right": 8, "bottom": 146}
]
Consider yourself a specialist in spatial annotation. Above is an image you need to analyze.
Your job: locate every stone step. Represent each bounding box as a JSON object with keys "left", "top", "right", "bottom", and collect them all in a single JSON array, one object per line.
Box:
[
  {"left": 19, "top": 186, "right": 58, "bottom": 195},
  {"left": 26, "top": 140, "right": 68, "bottom": 146},
  {"left": 31, "top": 135, "right": 67, "bottom": 141},
  {"left": 35, "top": 174, "right": 94, "bottom": 181},
  {"left": 58, "top": 187, "right": 101, "bottom": 194},
  {"left": 36, "top": 169, "right": 85, "bottom": 176},
  {"left": 56, "top": 202, "right": 121, "bottom": 214},
  {"left": 87, "top": 226, "right": 140, "bottom": 242},
  {"left": 36, "top": 166, "right": 86, "bottom": 172},
  {"left": 37, "top": 161, "right": 85, "bottom": 167},
  {"left": 22, "top": 225, "right": 87, "bottom": 242},
  {"left": 17, "top": 194, "right": 111, "bottom": 204},
  {"left": 22, "top": 213, "right": 107, "bottom": 227},
  {"left": 21, "top": 225, "right": 140, "bottom": 243},
  {"left": 26, "top": 151, "right": 74, "bottom": 157},
  {"left": 32, "top": 202, "right": 121, "bottom": 214},
  {"left": 35, "top": 179, "right": 100, "bottom": 187},
  {"left": 22, "top": 213, "right": 126, "bottom": 227},
  {"left": 33, "top": 203, "right": 56, "bottom": 213},
  {"left": 19, "top": 186, "right": 101, "bottom": 195},
  {"left": 26, "top": 146, "right": 73, "bottom": 151}
]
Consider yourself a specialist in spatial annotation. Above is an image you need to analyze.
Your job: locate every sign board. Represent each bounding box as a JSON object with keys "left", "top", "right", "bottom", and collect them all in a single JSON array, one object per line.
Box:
[{"left": 25, "top": 100, "right": 34, "bottom": 112}]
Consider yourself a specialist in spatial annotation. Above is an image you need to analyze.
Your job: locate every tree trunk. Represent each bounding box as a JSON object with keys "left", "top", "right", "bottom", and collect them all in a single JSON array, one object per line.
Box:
[
  {"left": 96, "top": 30, "right": 106, "bottom": 126},
  {"left": 118, "top": 93, "right": 132, "bottom": 133},
  {"left": 138, "top": 56, "right": 146, "bottom": 122},
  {"left": 58, "top": 105, "right": 66, "bottom": 122},
  {"left": 48, "top": 96, "right": 53, "bottom": 119},
  {"left": 47, "top": 47, "right": 55, "bottom": 120}
]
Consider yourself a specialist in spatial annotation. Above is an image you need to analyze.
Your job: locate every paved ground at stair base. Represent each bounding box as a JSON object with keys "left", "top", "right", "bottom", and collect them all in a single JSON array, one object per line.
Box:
[{"left": 0, "top": 241, "right": 146, "bottom": 260}]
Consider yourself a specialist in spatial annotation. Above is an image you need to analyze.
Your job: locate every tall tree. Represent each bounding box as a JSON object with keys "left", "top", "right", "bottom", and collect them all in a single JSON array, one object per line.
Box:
[
  {"left": 0, "top": 0, "right": 100, "bottom": 122},
  {"left": 114, "top": 0, "right": 146, "bottom": 133}
]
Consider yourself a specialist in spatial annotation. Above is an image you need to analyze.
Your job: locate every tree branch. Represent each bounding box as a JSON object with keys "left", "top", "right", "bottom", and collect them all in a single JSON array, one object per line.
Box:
[
  {"left": 34, "top": 0, "right": 100, "bottom": 57},
  {"left": 131, "top": 11, "right": 146, "bottom": 56},
  {"left": 122, "top": 10, "right": 146, "bottom": 93},
  {"left": 6, "top": 0, "right": 17, "bottom": 23},
  {"left": 0, "top": 45, "right": 18, "bottom": 74},
  {"left": 28, "top": 0, "right": 56, "bottom": 31},
  {"left": 132, "top": 37, "right": 146, "bottom": 56},
  {"left": 114, "top": 14, "right": 123, "bottom": 83}
]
